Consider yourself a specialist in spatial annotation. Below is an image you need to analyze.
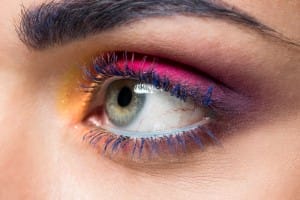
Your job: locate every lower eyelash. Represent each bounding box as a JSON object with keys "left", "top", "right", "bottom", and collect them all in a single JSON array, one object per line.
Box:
[{"left": 83, "top": 124, "right": 219, "bottom": 160}]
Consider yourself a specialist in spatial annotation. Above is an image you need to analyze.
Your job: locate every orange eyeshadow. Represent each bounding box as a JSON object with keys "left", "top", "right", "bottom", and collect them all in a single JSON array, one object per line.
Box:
[{"left": 56, "top": 66, "right": 92, "bottom": 124}]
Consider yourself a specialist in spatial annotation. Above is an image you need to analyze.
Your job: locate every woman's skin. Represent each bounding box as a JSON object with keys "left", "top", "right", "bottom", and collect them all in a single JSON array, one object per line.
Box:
[{"left": 0, "top": 0, "right": 299, "bottom": 199}]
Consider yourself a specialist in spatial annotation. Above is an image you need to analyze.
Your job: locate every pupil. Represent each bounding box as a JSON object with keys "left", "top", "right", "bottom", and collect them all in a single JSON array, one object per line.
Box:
[{"left": 117, "top": 86, "right": 133, "bottom": 107}]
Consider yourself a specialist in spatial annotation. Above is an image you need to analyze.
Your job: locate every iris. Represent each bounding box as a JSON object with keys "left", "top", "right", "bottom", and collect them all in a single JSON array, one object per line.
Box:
[{"left": 105, "top": 79, "right": 145, "bottom": 127}]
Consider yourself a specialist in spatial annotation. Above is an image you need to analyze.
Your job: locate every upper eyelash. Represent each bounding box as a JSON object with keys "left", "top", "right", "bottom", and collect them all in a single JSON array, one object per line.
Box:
[{"left": 80, "top": 52, "right": 215, "bottom": 107}]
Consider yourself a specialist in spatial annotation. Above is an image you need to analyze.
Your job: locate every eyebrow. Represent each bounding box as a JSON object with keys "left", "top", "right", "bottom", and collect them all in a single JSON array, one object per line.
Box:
[{"left": 17, "top": 0, "right": 298, "bottom": 49}]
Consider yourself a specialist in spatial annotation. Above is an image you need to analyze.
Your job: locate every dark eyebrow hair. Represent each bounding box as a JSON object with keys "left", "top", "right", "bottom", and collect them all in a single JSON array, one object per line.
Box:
[{"left": 17, "top": 0, "right": 298, "bottom": 49}]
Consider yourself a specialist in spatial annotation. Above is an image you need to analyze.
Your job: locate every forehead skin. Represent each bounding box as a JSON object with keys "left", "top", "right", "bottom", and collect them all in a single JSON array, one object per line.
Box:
[
  {"left": 0, "top": 0, "right": 299, "bottom": 200},
  {"left": 1, "top": 0, "right": 300, "bottom": 50},
  {"left": 225, "top": 0, "right": 299, "bottom": 41}
]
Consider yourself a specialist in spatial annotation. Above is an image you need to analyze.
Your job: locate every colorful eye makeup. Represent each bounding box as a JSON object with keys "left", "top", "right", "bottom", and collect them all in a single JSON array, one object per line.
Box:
[{"left": 63, "top": 52, "right": 248, "bottom": 162}]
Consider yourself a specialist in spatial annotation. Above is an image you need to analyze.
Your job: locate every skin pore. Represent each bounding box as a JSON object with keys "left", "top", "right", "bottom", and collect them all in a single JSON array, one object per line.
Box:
[{"left": 0, "top": 0, "right": 299, "bottom": 199}]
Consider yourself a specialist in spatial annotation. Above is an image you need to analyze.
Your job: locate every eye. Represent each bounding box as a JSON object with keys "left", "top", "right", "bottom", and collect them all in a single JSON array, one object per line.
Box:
[
  {"left": 96, "top": 79, "right": 206, "bottom": 136},
  {"left": 80, "top": 52, "right": 243, "bottom": 161}
]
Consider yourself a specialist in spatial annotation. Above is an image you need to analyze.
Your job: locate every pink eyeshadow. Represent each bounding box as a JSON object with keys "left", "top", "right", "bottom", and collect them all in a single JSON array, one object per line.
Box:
[{"left": 116, "top": 59, "right": 225, "bottom": 99}]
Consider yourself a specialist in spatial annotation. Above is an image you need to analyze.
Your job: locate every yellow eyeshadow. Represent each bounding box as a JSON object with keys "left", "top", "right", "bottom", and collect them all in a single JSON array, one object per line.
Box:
[{"left": 56, "top": 66, "right": 92, "bottom": 123}]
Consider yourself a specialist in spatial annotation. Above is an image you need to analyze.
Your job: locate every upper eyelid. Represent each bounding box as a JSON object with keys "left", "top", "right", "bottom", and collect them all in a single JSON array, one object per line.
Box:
[
  {"left": 81, "top": 52, "right": 249, "bottom": 116},
  {"left": 17, "top": 0, "right": 298, "bottom": 50}
]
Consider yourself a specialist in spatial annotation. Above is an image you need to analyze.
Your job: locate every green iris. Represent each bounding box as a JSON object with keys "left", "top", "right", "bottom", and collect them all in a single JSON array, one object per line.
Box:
[{"left": 105, "top": 79, "right": 146, "bottom": 127}]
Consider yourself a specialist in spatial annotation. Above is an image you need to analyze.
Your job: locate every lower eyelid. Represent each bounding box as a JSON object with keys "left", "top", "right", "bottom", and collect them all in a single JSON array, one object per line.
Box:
[
  {"left": 82, "top": 124, "right": 219, "bottom": 162},
  {"left": 103, "top": 118, "right": 211, "bottom": 138}
]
